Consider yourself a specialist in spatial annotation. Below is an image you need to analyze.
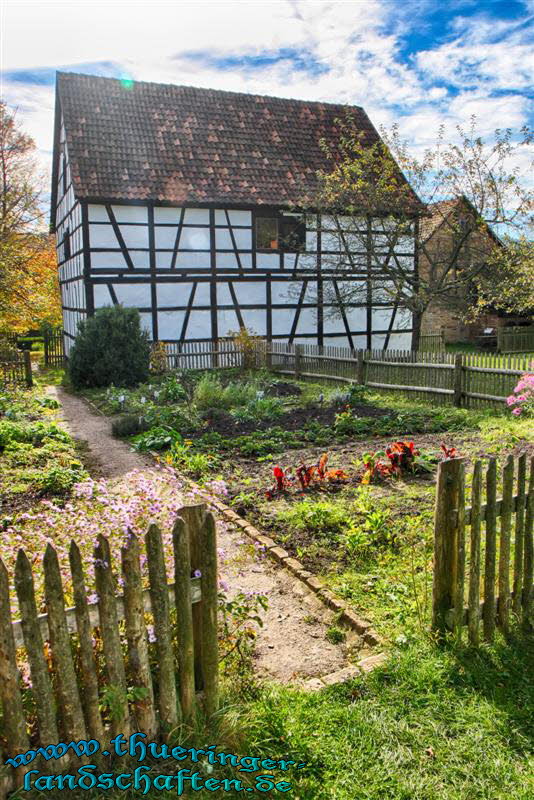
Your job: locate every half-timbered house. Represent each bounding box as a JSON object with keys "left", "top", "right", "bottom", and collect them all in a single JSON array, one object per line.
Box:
[{"left": 51, "top": 72, "right": 418, "bottom": 355}]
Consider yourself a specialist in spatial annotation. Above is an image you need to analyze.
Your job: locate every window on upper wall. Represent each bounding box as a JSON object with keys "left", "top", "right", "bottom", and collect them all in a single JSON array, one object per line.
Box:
[
  {"left": 63, "top": 227, "right": 71, "bottom": 261},
  {"left": 62, "top": 152, "right": 67, "bottom": 195},
  {"left": 256, "top": 214, "right": 305, "bottom": 252}
]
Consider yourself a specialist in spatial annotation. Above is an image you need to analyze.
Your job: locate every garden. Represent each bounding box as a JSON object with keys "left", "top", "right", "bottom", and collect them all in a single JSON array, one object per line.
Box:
[
  {"left": 82, "top": 363, "right": 534, "bottom": 641},
  {"left": 1, "top": 308, "right": 533, "bottom": 800}
]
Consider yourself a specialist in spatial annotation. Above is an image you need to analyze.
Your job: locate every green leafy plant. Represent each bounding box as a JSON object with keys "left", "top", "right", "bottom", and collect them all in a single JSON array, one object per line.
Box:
[
  {"left": 99, "top": 684, "right": 149, "bottom": 723},
  {"left": 132, "top": 426, "right": 181, "bottom": 452},
  {"left": 167, "top": 440, "right": 218, "bottom": 480},
  {"left": 35, "top": 395, "right": 60, "bottom": 409},
  {"left": 334, "top": 409, "right": 369, "bottom": 436},
  {"left": 231, "top": 396, "right": 284, "bottom": 424},
  {"left": 219, "top": 588, "right": 269, "bottom": 667},
  {"left": 345, "top": 508, "right": 393, "bottom": 554},
  {"left": 69, "top": 305, "right": 151, "bottom": 388},
  {"left": 157, "top": 374, "right": 187, "bottom": 404},
  {"left": 38, "top": 464, "right": 86, "bottom": 495},
  {"left": 277, "top": 499, "right": 352, "bottom": 537}
]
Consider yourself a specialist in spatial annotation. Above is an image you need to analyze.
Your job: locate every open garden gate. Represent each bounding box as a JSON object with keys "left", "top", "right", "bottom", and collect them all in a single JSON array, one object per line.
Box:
[{"left": 43, "top": 327, "right": 66, "bottom": 366}]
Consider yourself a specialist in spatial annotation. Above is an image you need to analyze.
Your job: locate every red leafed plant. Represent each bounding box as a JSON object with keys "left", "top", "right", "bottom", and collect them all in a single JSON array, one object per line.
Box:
[
  {"left": 265, "top": 466, "right": 293, "bottom": 499},
  {"left": 267, "top": 453, "right": 348, "bottom": 498},
  {"left": 385, "top": 441, "right": 419, "bottom": 476},
  {"left": 360, "top": 440, "right": 443, "bottom": 484},
  {"left": 360, "top": 452, "right": 392, "bottom": 484},
  {"left": 317, "top": 453, "right": 329, "bottom": 479},
  {"left": 440, "top": 443, "right": 458, "bottom": 459},
  {"left": 296, "top": 463, "right": 316, "bottom": 489}
]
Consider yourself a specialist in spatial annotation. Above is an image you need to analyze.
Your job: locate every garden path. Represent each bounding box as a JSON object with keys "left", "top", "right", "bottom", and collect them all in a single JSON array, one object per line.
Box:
[{"left": 48, "top": 387, "right": 356, "bottom": 683}]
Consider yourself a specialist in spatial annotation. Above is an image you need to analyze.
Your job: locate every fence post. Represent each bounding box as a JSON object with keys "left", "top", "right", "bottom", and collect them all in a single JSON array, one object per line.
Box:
[
  {"left": 294, "top": 344, "right": 302, "bottom": 379},
  {"left": 432, "top": 458, "right": 466, "bottom": 638},
  {"left": 0, "top": 559, "right": 29, "bottom": 788},
  {"left": 265, "top": 340, "right": 272, "bottom": 371},
  {"left": 356, "top": 349, "right": 365, "bottom": 385},
  {"left": 179, "top": 504, "right": 207, "bottom": 688},
  {"left": 172, "top": 516, "right": 196, "bottom": 724},
  {"left": 43, "top": 330, "right": 50, "bottom": 366},
  {"left": 23, "top": 350, "right": 33, "bottom": 387},
  {"left": 200, "top": 511, "right": 219, "bottom": 717},
  {"left": 453, "top": 353, "right": 463, "bottom": 407}
]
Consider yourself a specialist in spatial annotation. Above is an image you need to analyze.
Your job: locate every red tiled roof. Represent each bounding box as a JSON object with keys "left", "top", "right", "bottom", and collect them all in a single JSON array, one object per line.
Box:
[{"left": 54, "top": 72, "right": 417, "bottom": 211}]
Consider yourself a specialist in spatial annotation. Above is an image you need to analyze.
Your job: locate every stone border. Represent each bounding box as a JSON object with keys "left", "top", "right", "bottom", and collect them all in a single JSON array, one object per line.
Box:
[
  {"left": 83, "top": 395, "right": 382, "bottom": 650},
  {"left": 189, "top": 482, "right": 382, "bottom": 649},
  {"left": 303, "top": 653, "right": 388, "bottom": 691}
]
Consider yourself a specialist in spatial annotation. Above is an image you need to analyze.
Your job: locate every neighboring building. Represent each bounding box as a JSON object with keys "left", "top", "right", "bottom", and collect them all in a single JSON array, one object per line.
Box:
[
  {"left": 420, "top": 196, "right": 530, "bottom": 343},
  {"left": 51, "top": 72, "right": 418, "bottom": 355}
]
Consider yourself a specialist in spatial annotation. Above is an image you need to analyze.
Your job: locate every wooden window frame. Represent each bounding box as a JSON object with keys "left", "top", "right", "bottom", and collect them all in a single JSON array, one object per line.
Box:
[{"left": 254, "top": 210, "right": 306, "bottom": 253}]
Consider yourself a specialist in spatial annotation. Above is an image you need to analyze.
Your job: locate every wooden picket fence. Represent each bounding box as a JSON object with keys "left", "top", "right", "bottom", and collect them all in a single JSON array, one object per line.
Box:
[
  {"left": 419, "top": 331, "right": 446, "bottom": 352},
  {"left": 432, "top": 455, "right": 533, "bottom": 643},
  {"left": 0, "top": 347, "right": 32, "bottom": 389},
  {"left": 162, "top": 337, "right": 262, "bottom": 371},
  {"left": 263, "top": 342, "right": 532, "bottom": 410},
  {"left": 0, "top": 504, "right": 218, "bottom": 792},
  {"left": 497, "top": 325, "right": 534, "bottom": 354}
]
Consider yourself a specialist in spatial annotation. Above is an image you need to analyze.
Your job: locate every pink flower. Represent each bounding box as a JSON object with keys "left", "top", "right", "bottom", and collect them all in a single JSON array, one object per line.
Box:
[{"left": 512, "top": 407, "right": 522, "bottom": 416}]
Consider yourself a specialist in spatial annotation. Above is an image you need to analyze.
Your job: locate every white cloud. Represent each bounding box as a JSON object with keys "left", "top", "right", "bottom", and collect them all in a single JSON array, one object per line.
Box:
[{"left": 1, "top": 0, "right": 531, "bottom": 188}]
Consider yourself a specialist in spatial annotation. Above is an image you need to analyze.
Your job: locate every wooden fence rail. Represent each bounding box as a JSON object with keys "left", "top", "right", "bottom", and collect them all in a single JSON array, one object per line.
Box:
[
  {"left": 497, "top": 325, "right": 534, "bottom": 354},
  {"left": 261, "top": 342, "right": 532, "bottom": 410},
  {"left": 0, "top": 504, "right": 218, "bottom": 793},
  {"left": 432, "top": 456, "right": 533, "bottom": 643}
]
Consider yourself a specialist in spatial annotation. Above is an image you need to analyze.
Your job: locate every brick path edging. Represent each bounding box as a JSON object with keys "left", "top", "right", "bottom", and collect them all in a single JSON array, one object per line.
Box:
[{"left": 190, "top": 483, "right": 382, "bottom": 649}]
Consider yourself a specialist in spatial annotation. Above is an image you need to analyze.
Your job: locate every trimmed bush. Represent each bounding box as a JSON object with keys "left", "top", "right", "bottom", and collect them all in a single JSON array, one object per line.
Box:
[{"left": 69, "top": 306, "right": 151, "bottom": 388}]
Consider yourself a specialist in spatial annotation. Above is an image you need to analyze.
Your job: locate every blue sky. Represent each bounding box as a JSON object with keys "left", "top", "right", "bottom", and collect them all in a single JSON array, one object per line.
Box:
[{"left": 1, "top": 0, "right": 532, "bottom": 178}]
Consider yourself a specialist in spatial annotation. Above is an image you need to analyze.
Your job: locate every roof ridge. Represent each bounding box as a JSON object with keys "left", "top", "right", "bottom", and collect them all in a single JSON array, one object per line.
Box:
[{"left": 55, "top": 70, "right": 365, "bottom": 112}]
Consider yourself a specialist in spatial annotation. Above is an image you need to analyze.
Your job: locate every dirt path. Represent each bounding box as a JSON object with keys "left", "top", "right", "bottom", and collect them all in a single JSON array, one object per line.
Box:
[{"left": 50, "top": 387, "right": 359, "bottom": 683}]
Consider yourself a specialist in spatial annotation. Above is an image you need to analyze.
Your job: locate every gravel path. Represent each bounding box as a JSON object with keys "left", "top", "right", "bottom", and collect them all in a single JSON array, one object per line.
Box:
[{"left": 51, "top": 387, "right": 358, "bottom": 683}]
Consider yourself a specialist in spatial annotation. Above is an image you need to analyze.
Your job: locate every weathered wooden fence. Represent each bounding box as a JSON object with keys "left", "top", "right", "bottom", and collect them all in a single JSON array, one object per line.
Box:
[
  {"left": 0, "top": 347, "right": 32, "bottom": 389},
  {"left": 43, "top": 327, "right": 66, "bottom": 367},
  {"left": 263, "top": 342, "right": 531, "bottom": 410},
  {"left": 432, "top": 455, "right": 533, "bottom": 643},
  {"left": 497, "top": 325, "right": 534, "bottom": 354},
  {"left": 419, "top": 331, "right": 445, "bottom": 352},
  {"left": 0, "top": 504, "right": 218, "bottom": 793},
  {"left": 162, "top": 337, "right": 261, "bottom": 371}
]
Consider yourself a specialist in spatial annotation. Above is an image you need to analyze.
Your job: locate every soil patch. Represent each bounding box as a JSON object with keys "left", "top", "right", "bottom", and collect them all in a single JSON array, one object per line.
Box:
[{"left": 202, "top": 401, "right": 390, "bottom": 436}]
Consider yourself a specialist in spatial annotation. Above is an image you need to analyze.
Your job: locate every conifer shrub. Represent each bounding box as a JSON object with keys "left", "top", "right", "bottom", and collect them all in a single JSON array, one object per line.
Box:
[{"left": 69, "top": 306, "right": 151, "bottom": 388}]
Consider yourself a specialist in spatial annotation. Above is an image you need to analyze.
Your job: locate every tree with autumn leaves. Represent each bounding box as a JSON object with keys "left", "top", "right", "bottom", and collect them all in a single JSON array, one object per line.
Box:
[{"left": 0, "top": 102, "right": 61, "bottom": 333}]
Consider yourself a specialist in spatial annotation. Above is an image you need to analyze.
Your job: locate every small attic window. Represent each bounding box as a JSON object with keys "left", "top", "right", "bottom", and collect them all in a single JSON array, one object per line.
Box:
[{"left": 256, "top": 214, "right": 305, "bottom": 252}]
